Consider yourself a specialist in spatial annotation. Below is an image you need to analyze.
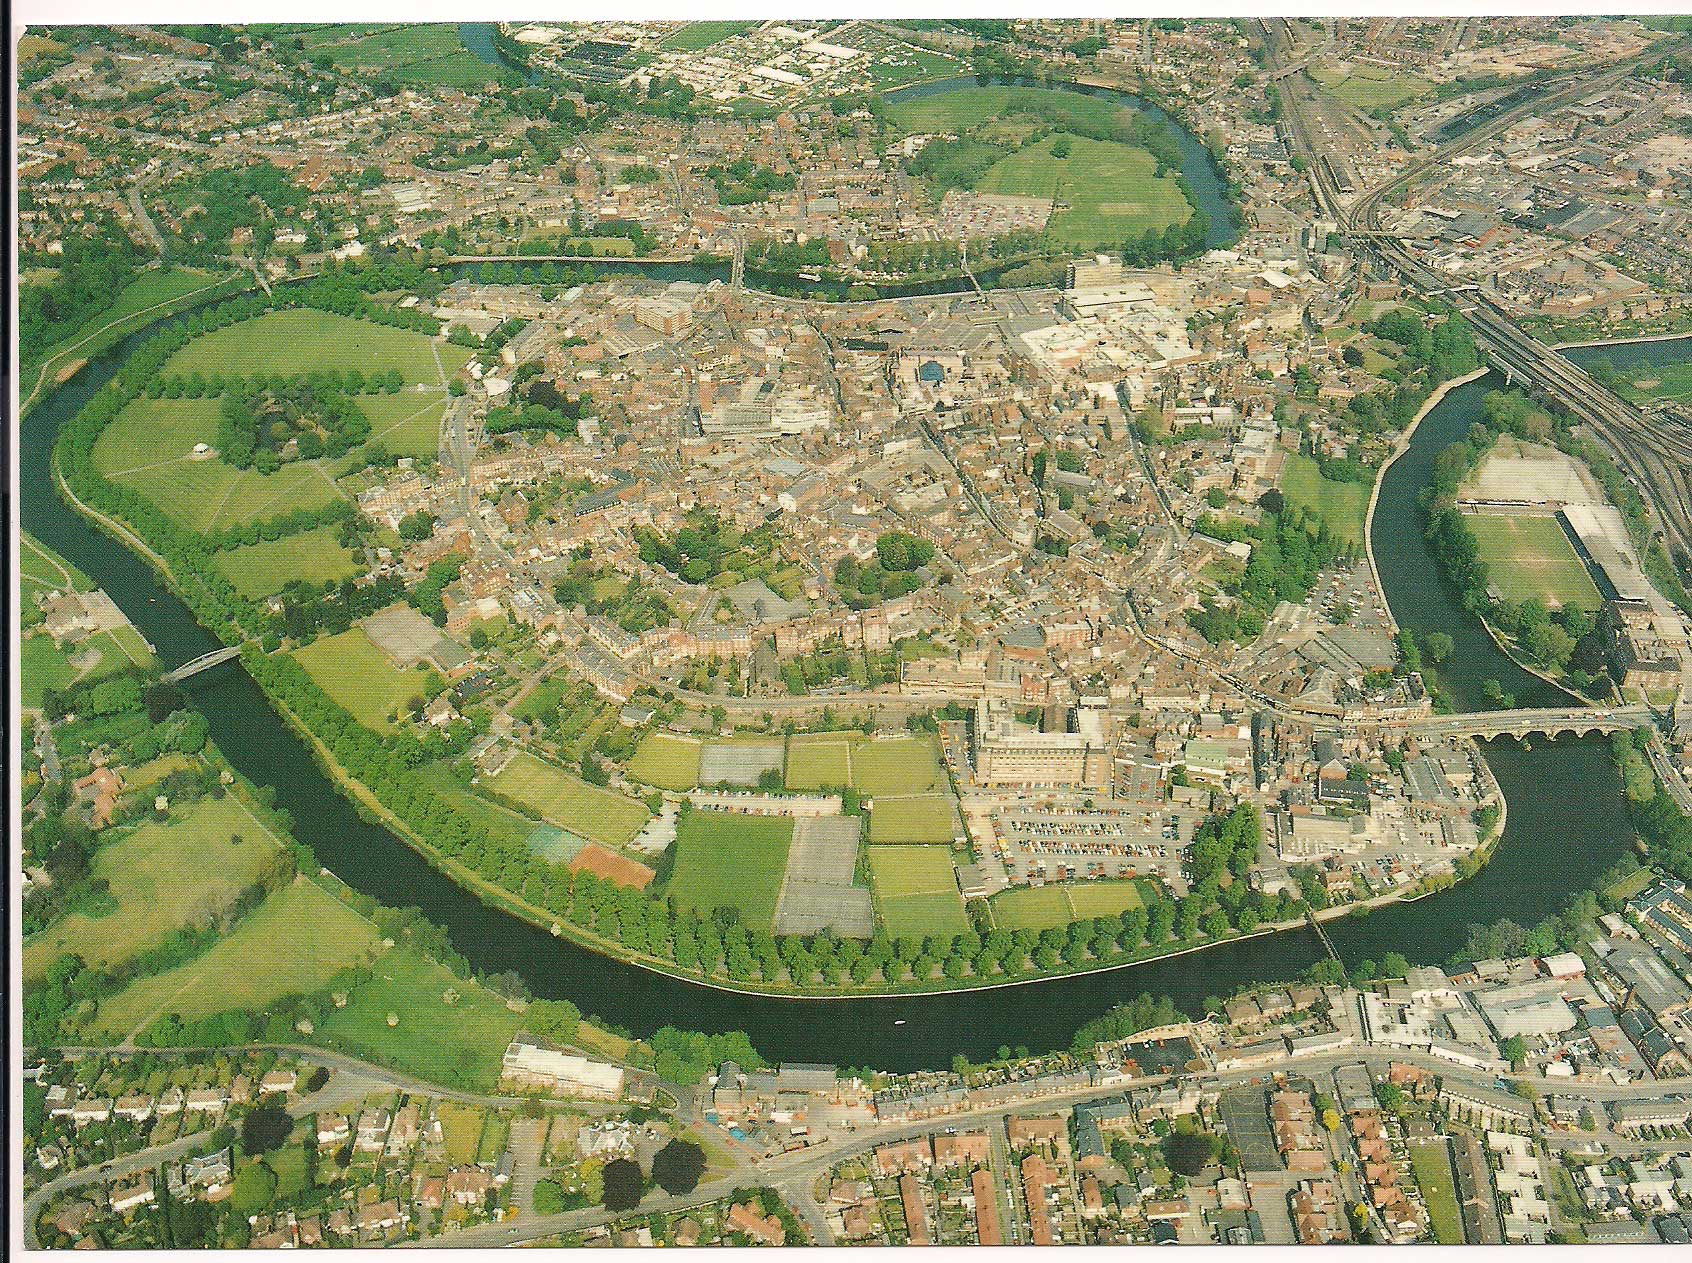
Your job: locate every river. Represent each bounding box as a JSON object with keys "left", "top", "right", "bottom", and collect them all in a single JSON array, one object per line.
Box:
[{"left": 21, "top": 270, "right": 1683, "bottom": 1070}]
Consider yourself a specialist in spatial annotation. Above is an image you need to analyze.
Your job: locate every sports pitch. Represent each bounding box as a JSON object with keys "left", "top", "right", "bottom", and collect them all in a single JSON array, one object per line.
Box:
[
  {"left": 992, "top": 879, "right": 1149, "bottom": 931},
  {"left": 486, "top": 750, "right": 650, "bottom": 847},
  {"left": 1464, "top": 513, "right": 1602, "bottom": 610},
  {"left": 868, "top": 794, "right": 958, "bottom": 844},
  {"left": 868, "top": 845, "right": 968, "bottom": 939},
  {"left": 665, "top": 809, "right": 793, "bottom": 930}
]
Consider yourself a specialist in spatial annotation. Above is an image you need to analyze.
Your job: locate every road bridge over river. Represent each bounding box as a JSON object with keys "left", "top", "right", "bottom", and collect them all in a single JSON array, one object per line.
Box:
[{"left": 1388, "top": 703, "right": 1655, "bottom": 741}]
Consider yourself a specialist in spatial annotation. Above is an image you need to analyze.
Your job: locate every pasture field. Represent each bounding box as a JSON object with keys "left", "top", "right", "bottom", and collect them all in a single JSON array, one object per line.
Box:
[
  {"left": 162, "top": 309, "right": 467, "bottom": 383},
  {"left": 784, "top": 736, "right": 853, "bottom": 790},
  {"left": 212, "top": 526, "right": 361, "bottom": 598},
  {"left": 977, "top": 133, "right": 1192, "bottom": 246},
  {"left": 93, "top": 396, "right": 342, "bottom": 533},
  {"left": 486, "top": 750, "right": 650, "bottom": 847},
  {"left": 91, "top": 880, "right": 384, "bottom": 1039},
  {"left": 1409, "top": 1141, "right": 1466, "bottom": 1245},
  {"left": 868, "top": 845, "right": 968, "bottom": 939},
  {"left": 626, "top": 732, "right": 703, "bottom": 791},
  {"left": 665, "top": 810, "right": 793, "bottom": 930},
  {"left": 317, "top": 947, "right": 523, "bottom": 1092},
  {"left": 853, "top": 736, "right": 947, "bottom": 796},
  {"left": 1309, "top": 63, "right": 1432, "bottom": 111},
  {"left": 993, "top": 879, "right": 1150, "bottom": 930},
  {"left": 867, "top": 794, "right": 957, "bottom": 844},
  {"left": 1280, "top": 453, "right": 1371, "bottom": 552},
  {"left": 23, "top": 796, "right": 281, "bottom": 981},
  {"left": 1464, "top": 514, "right": 1602, "bottom": 610},
  {"left": 888, "top": 85, "right": 1130, "bottom": 137},
  {"left": 293, "top": 627, "right": 436, "bottom": 731},
  {"left": 659, "top": 20, "right": 758, "bottom": 50}
]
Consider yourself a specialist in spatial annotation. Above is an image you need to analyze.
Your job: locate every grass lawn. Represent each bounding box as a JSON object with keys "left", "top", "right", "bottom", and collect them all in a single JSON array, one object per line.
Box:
[
  {"left": 665, "top": 809, "right": 793, "bottom": 930},
  {"left": 868, "top": 794, "right": 957, "bottom": 844},
  {"left": 162, "top": 309, "right": 467, "bottom": 383},
  {"left": 626, "top": 732, "right": 703, "bottom": 791},
  {"left": 435, "top": 1102, "right": 488, "bottom": 1163},
  {"left": 91, "top": 880, "right": 384, "bottom": 1039},
  {"left": 977, "top": 133, "right": 1192, "bottom": 247},
  {"left": 1309, "top": 63, "right": 1432, "bottom": 111},
  {"left": 211, "top": 526, "right": 362, "bottom": 599},
  {"left": 316, "top": 948, "right": 522, "bottom": 1092},
  {"left": 1464, "top": 514, "right": 1602, "bottom": 610},
  {"left": 21, "top": 634, "right": 81, "bottom": 710},
  {"left": 888, "top": 85, "right": 1129, "bottom": 138},
  {"left": 21, "top": 533, "right": 91, "bottom": 599},
  {"left": 24, "top": 796, "right": 282, "bottom": 981},
  {"left": 854, "top": 736, "right": 947, "bottom": 796},
  {"left": 93, "top": 396, "right": 342, "bottom": 534},
  {"left": 659, "top": 20, "right": 758, "bottom": 50},
  {"left": 993, "top": 880, "right": 1149, "bottom": 930},
  {"left": 784, "top": 736, "right": 853, "bottom": 791},
  {"left": 21, "top": 626, "right": 157, "bottom": 709},
  {"left": 293, "top": 627, "right": 437, "bottom": 731},
  {"left": 486, "top": 750, "right": 650, "bottom": 847},
  {"left": 358, "top": 392, "right": 449, "bottom": 459},
  {"left": 1408, "top": 1140, "right": 1466, "bottom": 1244},
  {"left": 1280, "top": 453, "right": 1371, "bottom": 552},
  {"left": 868, "top": 846, "right": 968, "bottom": 939}
]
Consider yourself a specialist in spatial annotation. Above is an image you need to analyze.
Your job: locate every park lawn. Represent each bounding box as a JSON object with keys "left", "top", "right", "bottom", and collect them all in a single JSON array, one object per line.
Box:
[
  {"left": 93, "top": 396, "right": 342, "bottom": 534},
  {"left": 1280, "top": 453, "right": 1371, "bottom": 552},
  {"left": 23, "top": 796, "right": 282, "bottom": 981},
  {"left": 854, "top": 736, "right": 947, "bottom": 796},
  {"left": 990, "top": 885, "right": 1073, "bottom": 932},
  {"left": 1409, "top": 1141, "right": 1466, "bottom": 1245},
  {"left": 316, "top": 947, "right": 522, "bottom": 1092},
  {"left": 627, "top": 732, "right": 703, "bottom": 791},
  {"left": 27, "top": 266, "right": 229, "bottom": 376},
  {"left": 162, "top": 309, "right": 467, "bottom": 383},
  {"left": 976, "top": 134, "right": 1191, "bottom": 247},
  {"left": 868, "top": 845, "right": 968, "bottom": 938},
  {"left": 784, "top": 736, "right": 853, "bottom": 791},
  {"left": 659, "top": 20, "right": 758, "bottom": 50},
  {"left": 868, "top": 794, "right": 957, "bottom": 844},
  {"left": 211, "top": 526, "right": 362, "bottom": 599},
  {"left": 21, "top": 532, "right": 91, "bottom": 599},
  {"left": 293, "top": 627, "right": 437, "bottom": 731},
  {"left": 665, "top": 809, "right": 793, "bottom": 930},
  {"left": 1309, "top": 63, "right": 1432, "bottom": 111},
  {"left": 888, "top": 85, "right": 1130, "bottom": 138},
  {"left": 1464, "top": 514, "right": 1602, "bottom": 611},
  {"left": 358, "top": 391, "right": 450, "bottom": 459},
  {"left": 90, "top": 880, "right": 384, "bottom": 1039},
  {"left": 486, "top": 750, "right": 650, "bottom": 847}
]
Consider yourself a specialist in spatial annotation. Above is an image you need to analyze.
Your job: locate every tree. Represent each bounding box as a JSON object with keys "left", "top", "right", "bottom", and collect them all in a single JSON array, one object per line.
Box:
[
  {"left": 1162, "top": 1129, "right": 1220, "bottom": 1176},
  {"left": 241, "top": 1104, "right": 292, "bottom": 1156},
  {"left": 230, "top": 1161, "right": 278, "bottom": 1215},
  {"left": 650, "top": 1139, "right": 705, "bottom": 1195},
  {"left": 1500, "top": 1034, "right": 1527, "bottom": 1069},
  {"left": 1423, "top": 631, "right": 1454, "bottom": 664},
  {"left": 601, "top": 1157, "right": 644, "bottom": 1211}
]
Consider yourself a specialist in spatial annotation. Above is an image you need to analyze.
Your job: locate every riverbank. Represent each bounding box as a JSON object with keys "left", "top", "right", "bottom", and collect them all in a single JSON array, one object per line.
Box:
[{"left": 1363, "top": 366, "right": 1489, "bottom": 633}]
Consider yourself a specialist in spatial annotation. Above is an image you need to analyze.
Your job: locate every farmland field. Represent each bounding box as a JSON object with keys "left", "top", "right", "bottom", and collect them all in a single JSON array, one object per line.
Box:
[
  {"left": 1280, "top": 453, "right": 1371, "bottom": 552},
  {"left": 294, "top": 627, "right": 436, "bottom": 731},
  {"left": 91, "top": 880, "right": 384, "bottom": 1039},
  {"left": 976, "top": 133, "right": 1192, "bottom": 246},
  {"left": 211, "top": 525, "right": 361, "bottom": 598},
  {"left": 665, "top": 810, "right": 793, "bottom": 930},
  {"left": 162, "top": 309, "right": 467, "bottom": 383},
  {"left": 868, "top": 845, "right": 968, "bottom": 938},
  {"left": 317, "top": 947, "right": 523, "bottom": 1092},
  {"left": 486, "top": 750, "right": 650, "bottom": 847},
  {"left": 1464, "top": 514, "right": 1602, "bottom": 610},
  {"left": 23, "top": 796, "right": 282, "bottom": 981},
  {"left": 626, "top": 732, "right": 703, "bottom": 791},
  {"left": 868, "top": 794, "right": 957, "bottom": 844},
  {"left": 784, "top": 736, "right": 853, "bottom": 790},
  {"left": 92, "top": 396, "right": 341, "bottom": 533}
]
